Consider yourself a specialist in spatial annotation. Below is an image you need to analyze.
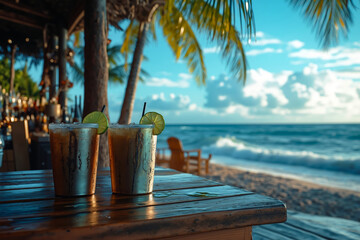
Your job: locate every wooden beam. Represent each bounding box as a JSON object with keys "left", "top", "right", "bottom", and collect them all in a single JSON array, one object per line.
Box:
[
  {"left": 0, "top": 0, "right": 51, "bottom": 19},
  {"left": 58, "top": 27, "right": 68, "bottom": 112},
  {"left": 67, "top": 0, "right": 85, "bottom": 36},
  {"left": 0, "top": 9, "right": 43, "bottom": 30},
  {"left": 68, "top": 10, "right": 84, "bottom": 36},
  {"left": 49, "top": 35, "right": 58, "bottom": 104}
]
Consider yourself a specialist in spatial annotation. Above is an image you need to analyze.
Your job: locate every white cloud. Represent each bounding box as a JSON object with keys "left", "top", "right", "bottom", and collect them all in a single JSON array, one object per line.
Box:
[
  {"left": 289, "top": 46, "right": 360, "bottom": 67},
  {"left": 145, "top": 73, "right": 192, "bottom": 88},
  {"left": 218, "top": 95, "right": 227, "bottom": 101},
  {"left": 289, "top": 48, "right": 342, "bottom": 60},
  {"left": 134, "top": 93, "right": 191, "bottom": 112},
  {"left": 121, "top": 65, "right": 360, "bottom": 123},
  {"left": 247, "top": 48, "right": 283, "bottom": 56},
  {"left": 146, "top": 77, "right": 189, "bottom": 88},
  {"left": 178, "top": 73, "right": 192, "bottom": 80},
  {"left": 204, "top": 46, "right": 221, "bottom": 54},
  {"left": 281, "top": 64, "right": 360, "bottom": 115},
  {"left": 203, "top": 65, "right": 360, "bottom": 121},
  {"left": 303, "top": 63, "right": 318, "bottom": 75},
  {"left": 204, "top": 70, "right": 292, "bottom": 111},
  {"left": 255, "top": 31, "right": 265, "bottom": 38},
  {"left": 250, "top": 38, "right": 282, "bottom": 46},
  {"left": 288, "top": 40, "right": 305, "bottom": 49},
  {"left": 333, "top": 67, "right": 360, "bottom": 79}
]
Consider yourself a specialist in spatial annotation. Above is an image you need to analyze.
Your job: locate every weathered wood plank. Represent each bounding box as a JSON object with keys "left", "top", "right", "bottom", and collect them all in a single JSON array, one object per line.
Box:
[
  {"left": 0, "top": 168, "right": 52, "bottom": 176},
  {"left": 0, "top": 185, "right": 253, "bottom": 218},
  {"left": 0, "top": 194, "right": 285, "bottom": 240},
  {"left": 162, "top": 226, "right": 252, "bottom": 240},
  {"left": 253, "top": 225, "right": 293, "bottom": 240},
  {"left": 286, "top": 210, "right": 360, "bottom": 240},
  {"left": 0, "top": 167, "right": 161, "bottom": 175},
  {"left": 285, "top": 218, "right": 357, "bottom": 240},
  {"left": 253, "top": 210, "right": 360, "bottom": 240},
  {"left": 0, "top": 168, "right": 177, "bottom": 186},
  {"left": 260, "top": 223, "right": 326, "bottom": 240},
  {"left": 0, "top": 173, "right": 223, "bottom": 202},
  {"left": 0, "top": 168, "right": 286, "bottom": 240}
]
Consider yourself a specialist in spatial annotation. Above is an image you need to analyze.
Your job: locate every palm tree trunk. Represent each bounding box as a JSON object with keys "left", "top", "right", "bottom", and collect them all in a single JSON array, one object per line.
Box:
[
  {"left": 84, "top": 0, "right": 109, "bottom": 167},
  {"left": 9, "top": 44, "right": 17, "bottom": 95},
  {"left": 118, "top": 22, "right": 149, "bottom": 124}
]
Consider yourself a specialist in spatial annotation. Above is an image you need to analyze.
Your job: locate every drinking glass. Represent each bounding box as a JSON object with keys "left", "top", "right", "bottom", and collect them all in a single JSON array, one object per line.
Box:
[
  {"left": 49, "top": 123, "right": 99, "bottom": 197},
  {"left": 108, "top": 124, "right": 156, "bottom": 195}
]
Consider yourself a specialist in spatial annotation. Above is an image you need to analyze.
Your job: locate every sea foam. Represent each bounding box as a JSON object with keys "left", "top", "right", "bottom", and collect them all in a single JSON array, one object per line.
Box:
[{"left": 203, "top": 137, "right": 360, "bottom": 174}]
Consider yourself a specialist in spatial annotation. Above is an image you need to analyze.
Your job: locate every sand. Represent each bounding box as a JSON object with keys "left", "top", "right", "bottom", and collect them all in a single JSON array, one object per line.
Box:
[{"left": 205, "top": 163, "right": 360, "bottom": 222}]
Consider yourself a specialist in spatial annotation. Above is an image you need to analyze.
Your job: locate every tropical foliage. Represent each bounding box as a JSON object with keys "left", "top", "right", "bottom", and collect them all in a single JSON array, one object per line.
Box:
[
  {"left": 0, "top": 58, "right": 39, "bottom": 98},
  {"left": 118, "top": 0, "right": 256, "bottom": 123},
  {"left": 70, "top": 43, "right": 149, "bottom": 84},
  {"left": 121, "top": 0, "right": 255, "bottom": 84},
  {"left": 289, "top": 0, "right": 357, "bottom": 48}
]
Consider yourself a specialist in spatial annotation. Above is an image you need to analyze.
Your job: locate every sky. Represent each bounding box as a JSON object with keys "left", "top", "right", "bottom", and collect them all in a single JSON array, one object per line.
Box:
[{"left": 31, "top": 0, "right": 360, "bottom": 124}]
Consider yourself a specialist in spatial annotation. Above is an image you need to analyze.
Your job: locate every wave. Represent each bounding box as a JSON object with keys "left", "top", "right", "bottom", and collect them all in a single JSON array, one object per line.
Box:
[{"left": 202, "top": 137, "right": 360, "bottom": 174}]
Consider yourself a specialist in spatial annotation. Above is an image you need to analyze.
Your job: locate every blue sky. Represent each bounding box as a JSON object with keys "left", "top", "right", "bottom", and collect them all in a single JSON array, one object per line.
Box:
[{"left": 32, "top": 1, "right": 360, "bottom": 124}]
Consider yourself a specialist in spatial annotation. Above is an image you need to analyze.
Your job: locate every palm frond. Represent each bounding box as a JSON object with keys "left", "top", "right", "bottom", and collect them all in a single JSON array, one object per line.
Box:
[
  {"left": 150, "top": 12, "right": 158, "bottom": 41},
  {"left": 139, "top": 68, "right": 151, "bottom": 83},
  {"left": 109, "top": 65, "right": 126, "bottom": 84},
  {"left": 73, "top": 32, "right": 83, "bottom": 47},
  {"left": 107, "top": 45, "right": 122, "bottom": 66},
  {"left": 159, "top": 4, "right": 206, "bottom": 84},
  {"left": 168, "top": 0, "right": 249, "bottom": 83},
  {"left": 71, "top": 62, "right": 84, "bottom": 84},
  {"left": 178, "top": 0, "right": 256, "bottom": 40},
  {"left": 289, "top": 0, "right": 355, "bottom": 48}
]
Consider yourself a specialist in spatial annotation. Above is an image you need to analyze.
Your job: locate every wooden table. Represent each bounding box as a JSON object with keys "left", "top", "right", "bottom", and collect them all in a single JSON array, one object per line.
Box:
[{"left": 0, "top": 168, "right": 286, "bottom": 239}]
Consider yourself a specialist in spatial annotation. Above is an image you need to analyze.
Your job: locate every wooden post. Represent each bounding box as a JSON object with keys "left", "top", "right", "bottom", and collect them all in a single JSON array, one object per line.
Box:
[
  {"left": 49, "top": 35, "right": 58, "bottom": 102},
  {"left": 40, "top": 41, "right": 49, "bottom": 106},
  {"left": 58, "top": 26, "right": 68, "bottom": 113},
  {"left": 9, "top": 44, "right": 17, "bottom": 96},
  {"left": 84, "top": 0, "right": 109, "bottom": 167}
]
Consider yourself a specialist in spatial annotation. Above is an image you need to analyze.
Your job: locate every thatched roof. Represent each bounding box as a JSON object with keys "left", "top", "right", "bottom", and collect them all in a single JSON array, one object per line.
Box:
[{"left": 0, "top": 0, "right": 164, "bottom": 59}]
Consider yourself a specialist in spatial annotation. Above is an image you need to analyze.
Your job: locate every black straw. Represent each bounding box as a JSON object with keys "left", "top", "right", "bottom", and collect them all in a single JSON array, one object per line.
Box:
[
  {"left": 101, "top": 105, "right": 106, "bottom": 113},
  {"left": 142, "top": 102, "right": 147, "bottom": 117}
]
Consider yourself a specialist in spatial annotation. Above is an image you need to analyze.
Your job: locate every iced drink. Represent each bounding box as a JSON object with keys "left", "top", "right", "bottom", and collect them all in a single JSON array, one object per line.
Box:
[
  {"left": 108, "top": 124, "right": 156, "bottom": 195},
  {"left": 49, "top": 123, "right": 99, "bottom": 197}
]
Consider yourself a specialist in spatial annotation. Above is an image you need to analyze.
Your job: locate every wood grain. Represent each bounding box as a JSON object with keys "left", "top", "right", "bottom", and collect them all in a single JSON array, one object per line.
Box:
[
  {"left": 0, "top": 167, "right": 286, "bottom": 240},
  {"left": 163, "top": 226, "right": 252, "bottom": 240}
]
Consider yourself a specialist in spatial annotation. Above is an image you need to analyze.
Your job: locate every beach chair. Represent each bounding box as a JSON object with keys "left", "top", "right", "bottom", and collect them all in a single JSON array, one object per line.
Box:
[{"left": 167, "top": 137, "right": 212, "bottom": 175}]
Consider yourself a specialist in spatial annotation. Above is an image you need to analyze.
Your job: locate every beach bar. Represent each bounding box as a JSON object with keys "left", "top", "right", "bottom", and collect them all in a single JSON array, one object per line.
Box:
[{"left": 0, "top": 0, "right": 287, "bottom": 239}]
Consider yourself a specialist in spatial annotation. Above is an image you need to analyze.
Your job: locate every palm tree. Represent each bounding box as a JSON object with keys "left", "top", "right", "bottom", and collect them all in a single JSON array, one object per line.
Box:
[
  {"left": 289, "top": 0, "right": 357, "bottom": 48},
  {"left": 118, "top": 0, "right": 255, "bottom": 124},
  {"left": 0, "top": 58, "right": 39, "bottom": 98}
]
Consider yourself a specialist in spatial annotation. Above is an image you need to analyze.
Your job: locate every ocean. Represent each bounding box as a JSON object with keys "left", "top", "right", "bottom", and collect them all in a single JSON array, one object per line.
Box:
[{"left": 156, "top": 124, "right": 360, "bottom": 192}]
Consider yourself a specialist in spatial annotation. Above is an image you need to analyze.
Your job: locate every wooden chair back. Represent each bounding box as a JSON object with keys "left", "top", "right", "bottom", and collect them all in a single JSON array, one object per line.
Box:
[
  {"left": 11, "top": 120, "right": 31, "bottom": 170},
  {"left": 167, "top": 137, "right": 185, "bottom": 171}
]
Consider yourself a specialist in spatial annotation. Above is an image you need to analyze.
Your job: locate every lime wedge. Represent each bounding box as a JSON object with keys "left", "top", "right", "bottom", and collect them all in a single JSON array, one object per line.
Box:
[
  {"left": 140, "top": 112, "right": 165, "bottom": 135},
  {"left": 83, "top": 111, "right": 109, "bottom": 134}
]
